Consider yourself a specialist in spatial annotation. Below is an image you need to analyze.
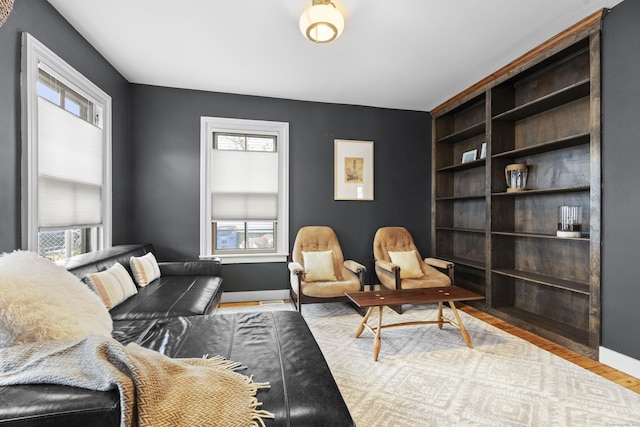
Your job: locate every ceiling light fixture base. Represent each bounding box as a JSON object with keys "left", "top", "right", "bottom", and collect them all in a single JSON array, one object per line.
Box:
[{"left": 299, "top": 0, "right": 344, "bottom": 44}]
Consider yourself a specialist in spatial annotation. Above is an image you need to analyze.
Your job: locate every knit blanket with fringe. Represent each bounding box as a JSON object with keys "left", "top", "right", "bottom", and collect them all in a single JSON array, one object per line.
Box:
[{"left": 0, "top": 335, "right": 274, "bottom": 427}]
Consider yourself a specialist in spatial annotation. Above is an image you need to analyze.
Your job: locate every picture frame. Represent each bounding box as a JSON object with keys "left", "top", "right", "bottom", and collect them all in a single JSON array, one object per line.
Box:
[
  {"left": 462, "top": 149, "right": 478, "bottom": 163},
  {"left": 334, "top": 139, "right": 374, "bottom": 200},
  {"left": 480, "top": 142, "right": 487, "bottom": 159}
]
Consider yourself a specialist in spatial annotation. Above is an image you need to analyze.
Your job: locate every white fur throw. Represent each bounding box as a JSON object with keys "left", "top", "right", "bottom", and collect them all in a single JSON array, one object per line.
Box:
[{"left": 0, "top": 251, "right": 112, "bottom": 348}]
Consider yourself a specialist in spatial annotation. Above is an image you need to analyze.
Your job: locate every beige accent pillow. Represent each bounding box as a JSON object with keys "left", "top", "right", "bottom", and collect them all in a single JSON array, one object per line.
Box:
[
  {"left": 86, "top": 262, "right": 138, "bottom": 310},
  {"left": 388, "top": 250, "right": 424, "bottom": 279},
  {"left": 302, "top": 250, "right": 336, "bottom": 282},
  {"left": 130, "top": 252, "right": 161, "bottom": 287}
]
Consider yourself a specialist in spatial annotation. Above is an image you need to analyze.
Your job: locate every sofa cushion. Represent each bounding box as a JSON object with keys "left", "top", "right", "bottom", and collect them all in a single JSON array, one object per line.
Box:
[
  {"left": 107, "top": 275, "right": 222, "bottom": 321},
  {"left": 129, "top": 252, "right": 161, "bottom": 287},
  {"left": 112, "top": 311, "right": 356, "bottom": 427},
  {"left": 0, "top": 251, "right": 112, "bottom": 349},
  {"left": 0, "top": 383, "right": 120, "bottom": 427},
  {"left": 85, "top": 263, "right": 138, "bottom": 310},
  {"left": 0, "top": 311, "right": 354, "bottom": 427}
]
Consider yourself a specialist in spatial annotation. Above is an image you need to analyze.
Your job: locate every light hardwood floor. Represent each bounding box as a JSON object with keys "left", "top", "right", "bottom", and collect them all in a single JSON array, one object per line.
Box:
[{"left": 219, "top": 300, "right": 640, "bottom": 394}]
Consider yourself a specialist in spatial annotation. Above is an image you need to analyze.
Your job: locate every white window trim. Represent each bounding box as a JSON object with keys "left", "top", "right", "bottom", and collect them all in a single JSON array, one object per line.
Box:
[
  {"left": 200, "top": 117, "right": 289, "bottom": 264},
  {"left": 21, "top": 32, "right": 112, "bottom": 251}
]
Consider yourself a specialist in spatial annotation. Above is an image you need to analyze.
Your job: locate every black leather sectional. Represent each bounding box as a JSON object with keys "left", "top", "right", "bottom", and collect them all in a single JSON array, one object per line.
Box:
[{"left": 0, "top": 245, "right": 355, "bottom": 426}]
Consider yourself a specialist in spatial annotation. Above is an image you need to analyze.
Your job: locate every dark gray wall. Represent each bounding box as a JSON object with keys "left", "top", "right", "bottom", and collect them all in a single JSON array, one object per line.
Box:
[
  {"left": 129, "top": 85, "right": 431, "bottom": 291},
  {"left": 601, "top": 0, "right": 640, "bottom": 360},
  {"left": 0, "top": 0, "right": 132, "bottom": 253}
]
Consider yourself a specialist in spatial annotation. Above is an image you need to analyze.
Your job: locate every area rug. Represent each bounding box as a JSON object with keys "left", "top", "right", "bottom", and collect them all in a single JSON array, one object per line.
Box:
[{"left": 218, "top": 302, "right": 640, "bottom": 426}]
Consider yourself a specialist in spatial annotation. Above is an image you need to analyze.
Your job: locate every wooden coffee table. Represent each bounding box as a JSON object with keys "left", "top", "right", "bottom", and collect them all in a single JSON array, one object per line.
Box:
[{"left": 345, "top": 286, "right": 484, "bottom": 361}]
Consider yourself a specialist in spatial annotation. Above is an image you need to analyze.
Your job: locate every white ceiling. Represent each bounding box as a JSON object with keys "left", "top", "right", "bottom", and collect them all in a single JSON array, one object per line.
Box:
[{"left": 47, "top": 0, "right": 623, "bottom": 112}]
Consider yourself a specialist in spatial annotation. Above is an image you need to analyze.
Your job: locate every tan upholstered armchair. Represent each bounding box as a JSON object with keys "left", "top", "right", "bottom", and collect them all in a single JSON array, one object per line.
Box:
[
  {"left": 373, "top": 226, "right": 454, "bottom": 313},
  {"left": 289, "top": 226, "right": 366, "bottom": 313}
]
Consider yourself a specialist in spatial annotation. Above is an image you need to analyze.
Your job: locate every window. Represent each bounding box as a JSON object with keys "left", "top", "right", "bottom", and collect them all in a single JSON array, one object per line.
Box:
[
  {"left": 22, "top": 33, "right": 112, "bottom": 260},
  {"left": 200, "top": 118, "right": 289, "bottom": 263}
]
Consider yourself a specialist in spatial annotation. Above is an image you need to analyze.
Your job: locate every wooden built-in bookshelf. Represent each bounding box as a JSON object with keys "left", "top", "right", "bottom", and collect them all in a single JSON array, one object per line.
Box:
[{"left": 431, "top": 11, "right": 603, "bottom": 358}]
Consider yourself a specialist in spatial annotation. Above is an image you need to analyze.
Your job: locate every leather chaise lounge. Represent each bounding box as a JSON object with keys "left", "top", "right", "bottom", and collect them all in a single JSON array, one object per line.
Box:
[{"left": 0, "top": 244, "right": 355, "bottom": 426}]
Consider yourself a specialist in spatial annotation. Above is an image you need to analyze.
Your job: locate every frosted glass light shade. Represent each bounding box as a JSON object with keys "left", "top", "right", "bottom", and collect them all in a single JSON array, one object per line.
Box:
[{"left": 299, "top": 3, "right": 344, "bottom": 43}]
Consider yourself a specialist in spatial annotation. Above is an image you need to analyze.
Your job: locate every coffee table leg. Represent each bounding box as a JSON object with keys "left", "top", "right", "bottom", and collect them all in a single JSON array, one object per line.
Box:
[
  {"left": 437, "top": 302, "right": 444, "bottom": 329},
  {"left": 373, "top": 305, "right": 383, "bottom": 361},
  {"left": 356, "top": 306, "right": 374, "bottom": 338},
  {"left": 449, "top": 301, "right": 473, "bottom": 348}
]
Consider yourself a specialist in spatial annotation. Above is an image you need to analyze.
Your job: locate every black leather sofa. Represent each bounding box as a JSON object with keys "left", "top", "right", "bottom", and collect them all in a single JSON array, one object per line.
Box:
[{"left": 0, "top": 245, "right": 355, "bottom": 427}]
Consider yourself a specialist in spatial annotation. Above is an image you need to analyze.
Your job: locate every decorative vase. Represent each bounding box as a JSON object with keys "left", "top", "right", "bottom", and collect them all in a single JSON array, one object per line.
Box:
[
  {"left": 557, "top": 206, "right": 582, "bottom": 237},
  {"left": 505, "top": 164, "right": 528, "bottom": 192}
]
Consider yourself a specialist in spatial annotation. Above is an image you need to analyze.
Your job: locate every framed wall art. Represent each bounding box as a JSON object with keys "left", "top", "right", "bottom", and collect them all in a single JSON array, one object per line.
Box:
[{"left": 334, "top": 139, "right": 374, "bottom": 200}]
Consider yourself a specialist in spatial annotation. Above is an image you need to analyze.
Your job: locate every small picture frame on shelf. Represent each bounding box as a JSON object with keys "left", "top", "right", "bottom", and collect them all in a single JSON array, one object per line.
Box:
[
  {"left": 480, "top": 142, "right": 487, "bottom": 159},
  {"left": 461, "top": 149, "right": 477, "bottom": 163}
]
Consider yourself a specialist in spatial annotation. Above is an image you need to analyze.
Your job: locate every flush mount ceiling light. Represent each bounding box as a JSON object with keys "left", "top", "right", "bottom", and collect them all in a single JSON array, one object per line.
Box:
[{"left": 299, "top": 0, "right": 344, "bottom": 44}]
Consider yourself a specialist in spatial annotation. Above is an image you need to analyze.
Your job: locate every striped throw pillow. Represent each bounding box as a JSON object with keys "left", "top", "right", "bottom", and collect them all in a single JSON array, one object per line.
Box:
[
  {"left": 85, "top": 263, "right": 137, "bottom": 310},
  {"left": 129, "top": 252, "right": 161, "bottom": 287}
]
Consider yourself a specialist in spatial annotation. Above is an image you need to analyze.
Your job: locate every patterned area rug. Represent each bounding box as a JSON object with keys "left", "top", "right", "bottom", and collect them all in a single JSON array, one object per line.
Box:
[{"left": 218, "top": 302, "right": 640, "bottom": 426}]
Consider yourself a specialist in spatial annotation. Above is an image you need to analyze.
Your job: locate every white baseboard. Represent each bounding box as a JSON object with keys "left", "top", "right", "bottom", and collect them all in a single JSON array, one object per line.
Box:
[
  {"left": 599, "top": 346, "right": 640, "bottom": 379},
  {"left": 221, "top": 289, "right": 290, "bottom": 303}
]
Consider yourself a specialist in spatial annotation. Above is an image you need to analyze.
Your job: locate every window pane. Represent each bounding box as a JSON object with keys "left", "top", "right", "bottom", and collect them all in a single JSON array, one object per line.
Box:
[
  {"left": 65, "top": 98, "right": 81, "bottom": 116},
  {"left": 38, "top": 69, "right": 92, "bottom": 123},
  {"left": 246, "top": 136, "right": 275, "bottom": 152},
  {"left": 216, "top": 134, "right": 245, "bottom": 150},
  {"left": 246, "top": 222, "right": 275, "bottom": 249},
  {"left": 38, "top": 227, "right": 96, "bottom": 261},
  {"left": 215, "top": 221, "right": 244, "bottom": 250},
  {"left": 213, "top": 221, "right": 275, "bottom": 252},
  {"left": 37, "top": 81, "right": 61, "bottom": 105}
]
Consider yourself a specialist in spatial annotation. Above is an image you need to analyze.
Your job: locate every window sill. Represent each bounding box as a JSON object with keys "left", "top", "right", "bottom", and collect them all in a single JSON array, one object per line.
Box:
[{"left": 200, "top": 253, "right": 288, "bottom": 264}]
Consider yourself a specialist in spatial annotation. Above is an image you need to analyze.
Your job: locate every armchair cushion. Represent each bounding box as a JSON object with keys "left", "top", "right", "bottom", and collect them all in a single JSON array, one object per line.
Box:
[
  {"left": 388, "top": 250, "right": 424, "bottom": 279},
  {"left": 293, "top": 267, "right": 361, "bottom": 298},
  {"left": 302, "top": 250, "right": 336, "bottom": 282}
]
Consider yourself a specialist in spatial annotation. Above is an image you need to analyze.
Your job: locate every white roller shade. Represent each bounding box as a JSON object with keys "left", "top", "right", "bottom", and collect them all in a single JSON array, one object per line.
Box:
[
  {"left": 38, "top": 98, "right": 103, "bottom": 227},
  {"left": 211, "top": 149, "right": 278, "bottom": 220}
]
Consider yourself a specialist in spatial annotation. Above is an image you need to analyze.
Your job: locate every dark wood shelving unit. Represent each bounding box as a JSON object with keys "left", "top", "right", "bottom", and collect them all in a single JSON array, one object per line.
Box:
[
  {"left": 446, "top": 256, "right": 485, "bottom": 271},
  {"left": 431, "top": 13, "right": 602, "bottom": 358},
  {"left": 492, "top": 133, "right": 590, "bottom": 159},
  {"left": 492, "top": 80, "right": 590, "bottom": 121},
  {"left": 435, "top": 195, "right": 484, "bottom": 201},
  {"left": 492, "top": 268, "right": 590, "bottom": 294},
  {"left": 437, "top": 227, "right": 485, "bottom": 234},
  {"left": 491, "top": 186, "right": 590, "bottom": 197},
  {"left": 435, "top": 122, "right": 485, "bottom": 145},
  {"left": 436, "top": 158, "right": 485, "bottom": 172},
  {"left": 498, "top": 307, "right": 590, "bottom": 347},
  {"left": 491, "top": 230, "right": 590, "bottom": 241}
]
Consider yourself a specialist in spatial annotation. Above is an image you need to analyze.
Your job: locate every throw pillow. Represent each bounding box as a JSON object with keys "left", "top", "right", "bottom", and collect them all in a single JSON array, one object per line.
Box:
[
  {"left": 86, "top": 262, "right": 138, "bottom": 310},
  {"left": 302, "top": 250, "right": 336, "bottom": 282},
  {"left": 130, "top": 252, "right": 161, "bottom": 287},
  {"left": 388, "top": 250, "right": 424, "bottom": 279},
  {"left": 0, "top": 251, "right": 112, "bottom": 349}
]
